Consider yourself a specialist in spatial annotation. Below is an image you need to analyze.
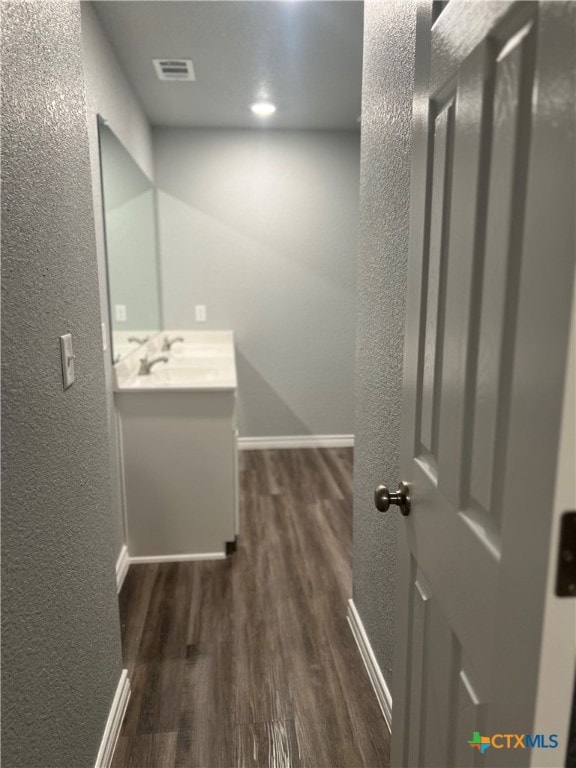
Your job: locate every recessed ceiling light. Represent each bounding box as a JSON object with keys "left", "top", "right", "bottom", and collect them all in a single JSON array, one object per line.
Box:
[{"left": 251, "top": 102, "right": 276, "bottom": 118}]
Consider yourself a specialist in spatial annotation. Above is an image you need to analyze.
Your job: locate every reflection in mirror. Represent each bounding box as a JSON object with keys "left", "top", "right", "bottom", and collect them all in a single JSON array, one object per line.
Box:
[{"left": 98, "top": 118, "right": 162, "bottom": 363}]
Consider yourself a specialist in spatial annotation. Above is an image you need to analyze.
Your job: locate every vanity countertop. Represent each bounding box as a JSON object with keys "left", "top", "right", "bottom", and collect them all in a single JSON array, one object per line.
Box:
[{"left": 114, "top": 330, "right": 237, "bottom": 392}]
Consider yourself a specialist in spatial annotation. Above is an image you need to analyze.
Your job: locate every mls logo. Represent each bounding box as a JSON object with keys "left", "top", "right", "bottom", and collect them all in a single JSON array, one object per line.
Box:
[{"left": 469, "top": 732, "right": 491, "bottom": 754}]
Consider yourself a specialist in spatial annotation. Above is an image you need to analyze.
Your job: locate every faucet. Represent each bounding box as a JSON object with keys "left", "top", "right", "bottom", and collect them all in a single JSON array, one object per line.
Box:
[
  {"left": 128, "top": 336, "right": 149, "bottom": 345},
  {"left": 138, "top": 355, "right": 169, "bottom": 376},
  {"left": 161, "top": 336, "right": 185, "bottom": 352}
]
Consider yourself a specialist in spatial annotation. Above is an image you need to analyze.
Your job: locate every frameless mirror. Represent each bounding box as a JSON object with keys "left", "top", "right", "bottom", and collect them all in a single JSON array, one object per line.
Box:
[{"left": 98, "top": 118, "right": 162, "bottom": 363}]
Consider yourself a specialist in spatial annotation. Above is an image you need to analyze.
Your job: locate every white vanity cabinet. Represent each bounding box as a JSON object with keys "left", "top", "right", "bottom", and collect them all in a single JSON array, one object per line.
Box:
[{"left": 114, "top": 332, "right": 238, "bottom": 560}]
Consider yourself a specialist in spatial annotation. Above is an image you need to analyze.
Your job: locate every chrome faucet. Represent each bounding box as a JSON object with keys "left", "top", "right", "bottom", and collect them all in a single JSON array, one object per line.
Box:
[
  {"left": 161, "top": 336, "right": 185, "bottom": 352},
  {"left": 128, "top": 336, "right": 149, "bottom": 345},
  {"left": 138, "top": 355, "right": 169, "bottom": 376}
]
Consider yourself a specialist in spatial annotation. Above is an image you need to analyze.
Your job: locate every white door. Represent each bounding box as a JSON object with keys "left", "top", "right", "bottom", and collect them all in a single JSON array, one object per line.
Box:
[{"left": 388, "top": 2, "right": 576, "bottom": 766}]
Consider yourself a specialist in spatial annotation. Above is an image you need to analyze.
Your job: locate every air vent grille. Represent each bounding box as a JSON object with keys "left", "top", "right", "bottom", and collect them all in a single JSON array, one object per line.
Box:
[{"left": 153, "top": 59, "right": 196, "bottom": 81}]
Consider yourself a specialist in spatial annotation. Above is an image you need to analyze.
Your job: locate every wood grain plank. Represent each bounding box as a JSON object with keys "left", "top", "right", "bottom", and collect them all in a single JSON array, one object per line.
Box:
[
  {"left": 118, "top": 564, "right": 158, "bottom": 675},
  {"left": 236, "top": 720, "right": 302, "bottom": 768},
  {"left": 174, "top": 728, "right": 236, "bottom": 768},
  {"left": 122, "top": 660, "right": 185, "bottom": 736},
  {"left": 112, "top": 732, "right": 177, "bottom": 768},
  {"left": 186, "top": 559, "right": 234, "bottom": 645},
  {"left": 136, "top": 563, "right": 190, "bottom": 662},
  {"left": 317, "top": 448, "right": 354, "bottom": 508},
  {"left": 178, "top": 642, "right": 235, "bottom": 730}
]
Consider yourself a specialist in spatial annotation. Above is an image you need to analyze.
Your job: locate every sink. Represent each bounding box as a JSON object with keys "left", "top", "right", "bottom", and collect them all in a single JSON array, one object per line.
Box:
[
  {"left": 168, "top": 356, "right": 223, "bottom": 369},
  {"left": 156, "top": 366, "right": 219, "bottom": 383},
  {"left": 132, "top": 366, "right": 220, "bottom": 387},
  {"left": 170, "top": 344, "right": 226, "bottom": 358}
]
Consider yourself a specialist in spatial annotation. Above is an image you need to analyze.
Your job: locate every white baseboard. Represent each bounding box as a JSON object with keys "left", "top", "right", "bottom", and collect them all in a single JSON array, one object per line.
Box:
[
  {"left": 115, "top": 545, "right": 129, "bottom": 593},
  {"left": 238, "top": 434, "right": 354, "bottom": 450},
  {"left": 94, "top": 669, "right": 130, "bottom": 768},
  {"left": 347, "top": 599, "right": 392, "bottom": 732},
  {"left": 128, "top": 552, "right": 226, "bottom": 564}
]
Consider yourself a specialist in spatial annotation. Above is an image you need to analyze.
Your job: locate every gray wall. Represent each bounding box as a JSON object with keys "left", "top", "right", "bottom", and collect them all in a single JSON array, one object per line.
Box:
[
  {"left": 81, "top": 1, "right": 155, "bottom": 558},
  {"left": 81, "top": 2, "right": 154, "bottom": 181},
  {"left": 352, "top": 0, "right": 417, "bottom": 686},
  {"left": 154, "top": 128, "right": 360, "bottom": 437},
  {"left": 1, "top": 3, "right": 123, "bottom": 766}
]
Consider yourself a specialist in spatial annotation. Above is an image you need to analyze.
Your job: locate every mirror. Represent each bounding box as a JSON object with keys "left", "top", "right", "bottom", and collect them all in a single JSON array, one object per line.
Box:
[{"left": 98, "top": 118, "right": 162, "bottom": 363}]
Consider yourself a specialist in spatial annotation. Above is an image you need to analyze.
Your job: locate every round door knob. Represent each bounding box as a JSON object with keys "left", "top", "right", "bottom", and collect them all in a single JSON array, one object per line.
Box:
[{"left": 374, "top": 481, "right": 411, "bottom": 516}]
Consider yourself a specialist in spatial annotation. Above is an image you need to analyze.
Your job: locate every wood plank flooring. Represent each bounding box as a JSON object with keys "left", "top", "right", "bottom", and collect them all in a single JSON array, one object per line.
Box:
[{"left": 112, "top": 448, "right": 390, "bottom": 768}]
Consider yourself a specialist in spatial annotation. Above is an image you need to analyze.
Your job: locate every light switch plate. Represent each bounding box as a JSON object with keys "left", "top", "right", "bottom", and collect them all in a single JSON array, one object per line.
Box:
[{"left": 60, "top": 333, "right": 75, "bottom": 390}]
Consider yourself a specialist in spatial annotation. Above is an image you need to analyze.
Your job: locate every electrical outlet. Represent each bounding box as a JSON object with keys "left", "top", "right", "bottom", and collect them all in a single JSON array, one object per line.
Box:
[
  {"left": 115, "top": 304, "right": 127, "bottom": 322},
  {"left": 195, "top": 305, "right": 207, "bottom": 322}
]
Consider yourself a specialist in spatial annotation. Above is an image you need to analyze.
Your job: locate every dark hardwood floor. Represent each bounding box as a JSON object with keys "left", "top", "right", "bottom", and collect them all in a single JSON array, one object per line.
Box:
[{"left": 112, "top": 448, "right": 390, "bottom": 768}]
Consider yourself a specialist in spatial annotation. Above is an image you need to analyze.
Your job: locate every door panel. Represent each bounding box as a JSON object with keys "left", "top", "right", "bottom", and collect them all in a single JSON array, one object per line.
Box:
[
  {"left": 391, "top": 2, "right": 575, "bottom": 766},
  {"left": 406, "top": 572, "right": 431, "bottom": 768},
  {"left": 436, "top": 41, "right": 495, "bottom": 510},
  {"left": 420, "top": 102, "right": 453, "bottom": 461},
  {"left": 453, "top": 664, "right": 487, "bottom": 768},
  {"left": 421, "top": 596, "right": 456, "bottom": 767},
  {"left": 469, "top": 21, "right": 534, "bottom": 524}
]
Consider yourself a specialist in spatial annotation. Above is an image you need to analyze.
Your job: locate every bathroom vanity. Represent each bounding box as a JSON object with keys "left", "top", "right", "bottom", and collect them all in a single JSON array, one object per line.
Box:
[{"left": 114, "top": 331, "right": 238, "bottom": 561}]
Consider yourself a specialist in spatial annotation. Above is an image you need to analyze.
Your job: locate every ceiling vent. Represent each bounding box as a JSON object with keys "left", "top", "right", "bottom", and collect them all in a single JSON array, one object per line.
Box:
[{"left": 153, "top": 59, "right": 196, "bottom": 81}]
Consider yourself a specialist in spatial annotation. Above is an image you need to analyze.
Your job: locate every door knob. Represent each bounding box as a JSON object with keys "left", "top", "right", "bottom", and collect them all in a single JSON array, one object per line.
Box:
[{"left": 374, "top": 481, "right": 411, "bottom": 516}]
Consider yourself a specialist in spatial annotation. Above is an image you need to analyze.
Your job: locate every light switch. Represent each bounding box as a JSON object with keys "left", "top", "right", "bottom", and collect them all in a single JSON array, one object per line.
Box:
[
  {"left": 115, "top": 304, "right": 127, "bottom": 322},
  {"left": 60, "top": 333, "right": 75, "bottom": 390},
  {"left": 195, "top": 305, "right": 207, "bottom": 322}
]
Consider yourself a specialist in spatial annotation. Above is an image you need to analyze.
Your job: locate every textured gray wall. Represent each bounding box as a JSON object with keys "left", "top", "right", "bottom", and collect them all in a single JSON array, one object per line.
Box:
[
  {"left": 1, "top": 3, "right": 123, "bottom": 766},
  {"left": 81, "top": 1, "right": 155, "bottom": 558},
  {"left": 154, "top": 128, "right": 360, "bottom": 437},
  {"left": 352, "top": 0, "right": 417, "bottom": 686}
]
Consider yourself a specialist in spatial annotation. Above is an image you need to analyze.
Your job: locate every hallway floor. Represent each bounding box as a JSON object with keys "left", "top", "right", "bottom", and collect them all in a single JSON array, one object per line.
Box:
[{"left": 112, "top": 448, "right": 390, "bottom": 768}]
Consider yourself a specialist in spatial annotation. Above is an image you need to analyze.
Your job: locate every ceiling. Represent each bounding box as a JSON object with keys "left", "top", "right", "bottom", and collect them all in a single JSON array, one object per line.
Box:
[{"left": 92, "top": 1, "right": 364, "bottom": 131}]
